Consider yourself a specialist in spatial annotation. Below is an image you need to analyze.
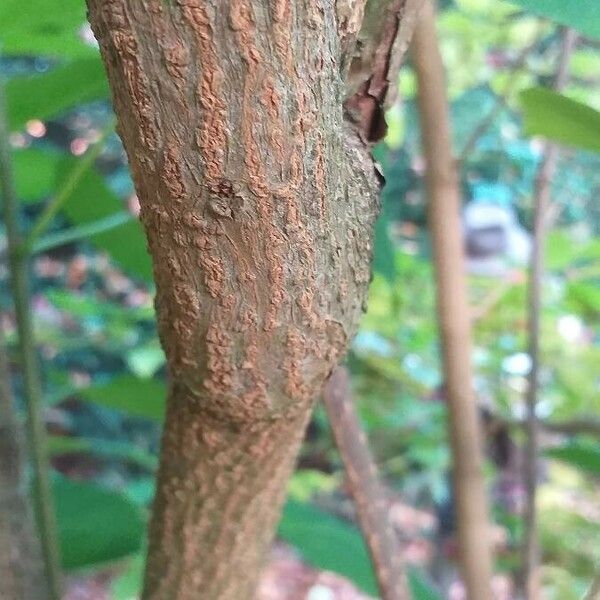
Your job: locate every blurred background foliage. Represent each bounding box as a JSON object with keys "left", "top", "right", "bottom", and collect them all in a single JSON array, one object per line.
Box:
[{"left": 0, "top": 0, "right": 599, "bottom": 597}]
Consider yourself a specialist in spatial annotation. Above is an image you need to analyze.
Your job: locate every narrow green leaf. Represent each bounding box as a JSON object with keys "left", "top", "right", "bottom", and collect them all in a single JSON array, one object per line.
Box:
[
  {"left": 33, "top": 212, "right": 133, "bottom": 254},
  {"left": 6, "top": 58, "right": 109, "bottom": 130},
  {"left": 78, "top": 376, "right": 166, "bottom": 422},
  {"left": 545, "top": 442, "right": 600, "bottom": 475},
  {"left": 520, "top": 88, "right": 600, "bottom": 154},
  {"left": 48, "top": 436, "right": 158, "bottom": 471},
  {"left": 55, "top": 157, "right": 153, "bottom": 280},
  {"left": 506, "top": 0, "right": 600, "bottom": 40},
  {"left": 53, "top": 476, "right": 145, "bottom": 570}
]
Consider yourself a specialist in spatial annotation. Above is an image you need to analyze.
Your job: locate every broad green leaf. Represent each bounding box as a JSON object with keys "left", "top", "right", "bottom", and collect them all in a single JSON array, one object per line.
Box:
[
  {"left": 0, "top": 0, "right": 95, "bottom": 58},
  {"left": 506, "top": 0, "right": 600, "bottom": 40},
  {"left": 545, "top": 442, "right": 600, "bottom": 476},
  {"left": 56, "top": 158, "right": 153, "bottom": 280},
  {"left": 49, "top": 435, "right": 158, "bottom": 472},
  {"left": 278, "top": 501, "right": 442, "bottom": 599},
  {"left": 12, "top": 148, "right": 62, "bottom": 202},
  {"left": 520, "top": 88, "right": 600, "bottom": 154},
  {"left": 54, "top": 476, "right": 145, "bottom": 570},
  {"left": 79, "top": 375, "right": 166, "bottom": 422},
  {"left": 6, "top": 58, "right": 109, "bottom": 130}
]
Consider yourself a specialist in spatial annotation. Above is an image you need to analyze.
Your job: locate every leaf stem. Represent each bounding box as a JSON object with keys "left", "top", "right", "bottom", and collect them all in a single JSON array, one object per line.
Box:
[
  {"left": 21, "top": 117, "right": 115, "bottom": 253},
  {"left": 0, "top": 77, "right": 62, "bottom": 600}
]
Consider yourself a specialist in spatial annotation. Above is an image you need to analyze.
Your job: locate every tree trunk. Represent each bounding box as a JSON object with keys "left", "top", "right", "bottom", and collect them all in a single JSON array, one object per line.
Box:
[
  {"left": 85, "top": 1, "right": 422, "bottom": 597},
  {"left": 411, "top": 1, "right": 493, "bottom": 597}
]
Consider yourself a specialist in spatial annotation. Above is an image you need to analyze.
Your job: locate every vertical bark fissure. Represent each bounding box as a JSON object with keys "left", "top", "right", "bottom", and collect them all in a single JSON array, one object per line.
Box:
[
  {"left": 87, "top": 1, "right": 386, "bottom": 597},
  {"left": 412, "top": 1, "right": 493, "bottom": 597}
]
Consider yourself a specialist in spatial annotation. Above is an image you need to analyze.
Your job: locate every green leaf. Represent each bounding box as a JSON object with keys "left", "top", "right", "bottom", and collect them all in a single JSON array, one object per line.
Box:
[
  {"left": 520, "top": 88, "right": 600, "bottom": 154},
  {"left": 373, "top": 211, "right": 397, "bottom": 284},
  {"left": 278, "top": 501, "right": 442, "bottom": 599},
  {"left": 0, "top": 0, "right": 96, "bottom": 58},
  {"left": 6, "top": 58, "right": 109, "bottom": 130},
  {"left": 12, "top": 148, "right": 62, "bottom": 202},
  {"left": 111, "top": 553, "right": 145, "bottom": 600},
  {"left": 545, "top": 442, "right": 600, "bottom": 476},
  {"left": 78, "top": 375, "right": 166, "bottom": 422},
  {"left": 48, "top": 436, "right": 158, "bottom": 472},
  {"left": 56, "top": 158, "right": 153, "bottom": 280},
  {"left": 506, "top": 0, "right": 600, "bottom": 40},
  {"left": 566, "top": 282, "right": 600, "bottom": 317},
  {"left": 54, "top": 476, "right": 145, "bottom": 570}
]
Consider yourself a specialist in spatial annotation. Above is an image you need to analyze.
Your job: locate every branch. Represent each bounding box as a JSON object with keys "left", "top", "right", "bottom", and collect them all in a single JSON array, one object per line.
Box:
[
  {"left": 458, "top": 37, "right": 541, "bottom": 164},
  {"left": 522, "top": 27, "right": 578, "bottom": 600},
  {"left": 323, "top": 367, "right": 410, "bottom": 600},
  {"left": 412, "top": 1, "right": 493, "bottom": 596},
  {"left": 0, "top": 77, "right": 62, "bottom": 599}
]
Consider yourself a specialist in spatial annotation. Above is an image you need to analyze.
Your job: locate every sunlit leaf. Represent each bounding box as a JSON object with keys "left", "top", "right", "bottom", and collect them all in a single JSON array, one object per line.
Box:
[
  {"left": 545, "top": 442, "right": 600, "bottom": 476},
  {"left": 0, "top": 0, "right": 95, "bottom": 58},
  {"left": 506, "top": 0, "right": 600, "bottom": 40},
  {"left": 520, "top": 88, "right": 600, "bottom": 154}
]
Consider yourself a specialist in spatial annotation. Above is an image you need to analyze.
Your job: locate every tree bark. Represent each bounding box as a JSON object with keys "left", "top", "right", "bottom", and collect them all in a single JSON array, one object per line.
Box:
[
  {"left": 85, "top": 1, "right": 421, "bottom": 598},
  {"left": 411, "top": 1, "right": 493, "bottom": 597}
]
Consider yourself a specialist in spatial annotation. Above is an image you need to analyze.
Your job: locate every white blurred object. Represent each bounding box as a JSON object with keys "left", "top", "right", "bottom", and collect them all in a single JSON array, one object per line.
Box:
[{"left": 463, "top": 202, "right": 531, "bottom": 276}]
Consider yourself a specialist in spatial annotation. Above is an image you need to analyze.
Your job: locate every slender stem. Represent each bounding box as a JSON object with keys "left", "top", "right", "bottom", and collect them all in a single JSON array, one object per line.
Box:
[
  {"left": 458, "top": 36, "right": 540, "bottom": 164},
  {"left": 412, "top": 1, "right": 494, "bottom": 597},
  {"left": 0, "top": 79, "right": 62, "bottom": 599},
  {"left": 32, "top": 210, "right": 131, "bottom": 255},
  {"left": 21, "top": 117, "right": 115, "bottom": 253},
  {"left": 522, "top": 28, "right": 577, "bottom": 600},
  {"left": 323, "top": 367, "right": 411, "bottom": 600}
]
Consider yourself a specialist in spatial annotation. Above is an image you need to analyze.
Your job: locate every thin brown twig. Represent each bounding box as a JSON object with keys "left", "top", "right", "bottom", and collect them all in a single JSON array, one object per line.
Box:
[
  {"left": 323, "top": 367, "right": 410, "bottom": 600},
  {"left": 522, "top": 27, "right": 578, "bottom": 600},
  {"left": 458, "top": 37, "right": 541, "bottom": 165},
  {"left": 412, "top": 1, "right": 494, "bottom": 596}
]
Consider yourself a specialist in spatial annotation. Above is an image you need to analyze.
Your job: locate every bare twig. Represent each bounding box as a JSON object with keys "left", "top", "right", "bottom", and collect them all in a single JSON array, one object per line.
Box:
[
  {"left": 323, "top": 367, "right": 410, "bottom": 600},
  {"left": 459, "top": 37, "right": 540, "bottom": 164},
  {"left": 412, "top": 1, "right": 494, "bottom": 596},
  {"left": 522, "top": 27, "right": 578, "bottom": 600},
  {"left": 504, "top": 417, "right": 600, "bottom": 437},
  {"left": 0, "top": 77, "right": 62, "bottom": 599}
]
